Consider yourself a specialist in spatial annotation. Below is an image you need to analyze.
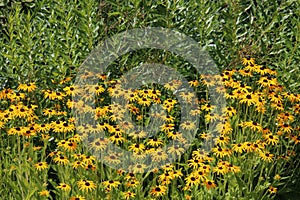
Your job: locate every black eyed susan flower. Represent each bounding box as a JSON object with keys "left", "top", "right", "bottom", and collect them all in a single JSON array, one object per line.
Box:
[
  {"left": 57, "top": 139, "right": 67, "bottom": 148},
  {"left": 232, "top": 88, "right": 245, "bottom": 98},
  {"left": 102, "top": 180, "right": 120, "bottom": 190},
  {"left": 191, "top": 169, "right": 206, "bottom": 181},
  {"left": 268, "top": 186, "right": 277, "bottom": 194},
  {"left": 241, "top": 142, "right": 254, "bottom": 153},
  {"left": 70, "top": 196, "right": 86, "bottom": 200},
  {"left": 119, "top": 120, "right": 134, "bottom": 130},
  {"left": 95, "top": 106, "right": 109, "bottom": 119},
  {"left": 213, "top": 165, "right": 228, "bottom": 175},
  {"left": 291, "top": 134, "right": 300, "bottom": 144},
  {"left": 164, "top": 81, "right": 180, "bottom": 91},
  {"left": 269, "top": 101, "right": 284, "bottom": 111},
  {"left": 269, "top": 93, "right": 282, "bottom": 104},
  {"left": 122, "top": 191, "right": 136, "bottom": 199},
  {"left": 49, "top": 151, "right": 62, "bottom": 157},
  {"left": 148, "top": 89, "right": 161, "bottom": 98},
  {"left": 221, "top": 69, "right": 235, "bottom": 79},
  {"left": 109, "top": 112, "right": 125, "bottom": 122},
  {"left": 236, "top": 83, "right": 252, "bottom": 93},
  {"left": 94, "top": 85, "right": 105, "bottom": 95},
  {"left": 51, "top": 91, "right": 66, "bottom": 100},
  {"left": 78, "top": 180, "right": 96, "bottom": 192},
  {"left": 43, "top": 108, "right": 56, "bottom": 116},
  {"left": 274, "top": 174, "right": 281, "bottom": 180},
  {"left": 9, "top": 91, "right": 26, "bottom": 101},
  {"left": 137, "top": 97, "right": 151, "bottom": 106},
  {"left": 147, "top": 138, "right": 163, "bottom": 147},
  {"left": 187, "top": 158, "right": 203, "bottom": 169},
  {"left": 34, "top": 162, "right": 48, "bottom": 171},
  {"left": 283, "top": 92, "right": 299, "bottom": 103},
  {"left": 163, "top": 115, "right": 175, "bottom": 123},
  {"left": 160, "top": 123, "right": 175, "bottom": 132},
  {"left": 279, "top": 123, "right": 293, "bottom": 133},
  {"left": 61, "top": 121, "right": 75, "bottom": 133},
  {"left": 257, "top": 76, "right": 272, "bottom": 87},
  {"left": 204, "top": 179, "right": 217, "bottom": 189},
  {"left": 204, "top": 113, "right": 220, "bottom": 123},
  {"left": 189, "top": 80, "right": 199, "bottom": 87},
  {"left": 18, "top": 82, "right": 37, "bottom": 92},
  {"left": 239, "top": 121, "right": 262, "bottom": 132},
  {"left": 104, "top": 153, "right": 121, "bottom": 165},
  {"left": 161, "top": 163, "right": 174, "bottom": 171},
  {"left": 38, "top": 190, "right": 50, "bottom": 197},
  {"left": 84, "top": 164, "right": 96, "bottom": 171},
  {"left": 259, "top": 151, "right": 274, "bottom": 162},
  {"left": 238, "top": 69, "right": 253, "bottom": 77},
  {"left": 164, "top": 98, "right": 177, "bottom": 107},
  {"left": 228, "top": 164, "right": 241, "bottom": 173},
  {"left": 107, "top": 85, "right": 124, "bottom": 98},
  {"left": 185, "top": 174, "right": 200, "bottom": 187},
  {"left": 225, "top": 91, "right": 236, "bottom": 100},
  {"left": 14, "top": 105, "right": 32, "bottom": 119},
  {"left": 245, "top": 62, "right": 260, "bottom": 72},
  {"left": 37, "top": 123, "right": 51, "bottom": 133},
  {"left": 139, "top": 89, "right": 151, "bottom": 98},
  {"left": 191, "top": 149, "right": 208, "bottom": 160},
  {"left": 131, "top": 163, "right": 147, "bottom": 173},
  {"left": 64, "top": 141, "right": 78, "bottom": 151},
  {"left": 124, "top": 172, "right": 136, "bottom": 181},
  {"left": 181, "top": 121, "right": 196, "bottom": 130},
  {"left": 90, "top": 137, "right": 108, "bottom": 151},
  {"left": 63, "top": 85, "right": 80, "bottom": 96},
  {"left": 0, "top": 88, "right": 13, "bottom": 100},
  {"left": 167, "top": 145, "right": 185, "bottom": 156},
  {"left": 222, "top": 106, "right": 236, "bottom": 117},
  {"left": 71, "top": 153, "right": 82, "bottom": 160},
  {"left": 158, "top": 171, "right": 174, "bottom": 185},
  {"left": 125, "top": 179, "right": 140, "bottom": 188},
  {"left": 239, "top": 92, "right": 259, "bottom": 106},
  {"left": 215, "top": 135, "right": 230, "bottom": 146},
  {"left": 179, "top": 91, "right": 195, "bottom": 102},
  {"left": 162, "top": 104, "right": 174, "bottom": 113},
  {"left": 151, "top": 149, "right": 168, "bottom": 162},
  {"left": 152, "top": 96, "right": 161, "bottom": 104},
  {"left": 81, "top": 155, "right": 96, "bottom": 165},
  {"left": 124, "top": 90, "right": 139, "bottom": 102},
  {"left": 109, "top": 134, "right": 126, "bottom": 144},
  {"left": 200, "top": 103, "right": 215, "bottom": 112},
  {"left": 201, "top": 74, "right": 217, "bottom": 87},
  {"left": 0, "top": 121, "right": 5, "bottom": 129},
  {"left": 277, "top": 112, "right": 294, "bottom": 122},
  {"left": 255, "top": 65, "right": 268, "bottom": 75},
  {"left": 264, "top": 134, "right": 279, "bottom": 145},
  {"left": 190, "top": 107, "right": 201, "bottom": 116},
  {"left": 128, "top": 143, "right": 145, "bottom": 153},
  {"left": 57, "top": 183, "right": 71, "bottom": 191},
  {"left": 7, "top": 126, "right": 25, "bottom": 136},
  {"left": 232, "top": 143, "right": 244, "bottom": 153},
  {"left": 199, "top": 132, "right": 211, "bottom": 139},
  {"left": 53, "top": 155, "right": 69, "bottom": 165},
  {"left": 150, "top": 185, "right": 167, "bottom": 197},
  {"left": 166, "top": 131, "right": 182, "bottom": 140},
  {"left": 217, "top": 121, "right": 233, "bottom": 135},
  {"left": 72, "top": 161, "right": 85, "bottom": 169},
  {"left": 107, "top": 124, "right": 120, "bottom": 134}
]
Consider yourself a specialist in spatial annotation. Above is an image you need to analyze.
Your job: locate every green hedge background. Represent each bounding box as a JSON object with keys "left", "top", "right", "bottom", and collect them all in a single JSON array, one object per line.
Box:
[{"left": 1, "top": 0, "right": 299, "bottom": 91}]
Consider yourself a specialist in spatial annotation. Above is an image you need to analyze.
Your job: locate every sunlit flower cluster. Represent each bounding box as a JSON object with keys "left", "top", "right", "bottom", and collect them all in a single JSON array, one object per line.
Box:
[{"left": 1, "top": 57, "right": 299, "bottom": 199}]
